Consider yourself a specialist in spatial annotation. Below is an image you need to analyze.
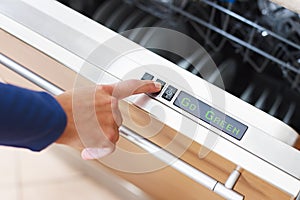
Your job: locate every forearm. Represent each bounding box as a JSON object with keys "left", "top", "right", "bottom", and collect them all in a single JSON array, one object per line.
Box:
[{"left": 0, "top": 83, "right": 67, "bottom": 151}]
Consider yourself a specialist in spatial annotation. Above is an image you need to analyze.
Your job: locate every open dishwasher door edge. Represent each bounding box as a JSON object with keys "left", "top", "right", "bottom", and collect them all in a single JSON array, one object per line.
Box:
[{"left": 0, "top": 0, "right": 299, "bottom": 199}]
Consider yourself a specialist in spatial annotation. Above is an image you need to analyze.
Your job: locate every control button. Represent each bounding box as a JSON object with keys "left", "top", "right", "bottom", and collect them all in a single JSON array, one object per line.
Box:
[
  {"left": 162, "top": 85, "right": 178, "bottom": 101},
  {"left": 152, "top": 79, "right": 166, "bottom": 95},
  {"left": 141, "top": 72, "right": 154, "bottom": 80}
]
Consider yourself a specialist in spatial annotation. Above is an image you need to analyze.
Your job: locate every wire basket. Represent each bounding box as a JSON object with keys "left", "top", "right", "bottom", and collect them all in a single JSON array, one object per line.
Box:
[{"left": 128, "top": 0, "right": 300, "bottom": 93}]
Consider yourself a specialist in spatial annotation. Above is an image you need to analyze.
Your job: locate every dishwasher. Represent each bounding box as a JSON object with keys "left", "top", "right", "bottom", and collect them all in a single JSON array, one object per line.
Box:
[{"left": 0, "top": 0, "right": 299, "bottom": 199}]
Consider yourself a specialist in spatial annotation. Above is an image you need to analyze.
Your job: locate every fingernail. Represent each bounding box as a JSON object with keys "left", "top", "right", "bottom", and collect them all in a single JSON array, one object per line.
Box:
[
  {"left": 81, "top": 147, "right": 113, "bottom": 160},
  {"left": 154, "top": 82, "right": 161, "bottom": 90}
]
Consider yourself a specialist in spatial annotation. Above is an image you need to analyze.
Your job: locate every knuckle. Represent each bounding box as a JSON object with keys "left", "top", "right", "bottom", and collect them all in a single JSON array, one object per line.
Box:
[
  {"left": 110, "top": 97, "right": 118, "bottom": 109},
  {"left": 101, "top": 113, "right": 114, "bottom": 124},
  {"left": 99, "top": 96, "right": 115, "bottom": 107},
  {"left": 109, "top": 114, "right": 117, "bottom": 124},
  {"left": 97, "top": 85, "right": 112, "bottom": 94},
  {"left": 105, "top": 128, "right": 119, "bottom": 143}
]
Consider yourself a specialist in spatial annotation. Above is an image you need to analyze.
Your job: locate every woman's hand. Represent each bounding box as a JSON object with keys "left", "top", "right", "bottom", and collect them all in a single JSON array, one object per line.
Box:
[{"left": 55, "top": 79, "right": 161, "bottom": 160}]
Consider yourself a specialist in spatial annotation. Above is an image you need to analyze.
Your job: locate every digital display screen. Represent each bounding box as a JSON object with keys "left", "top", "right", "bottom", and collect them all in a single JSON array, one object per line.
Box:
[{"left": 174, "top": 91, "right": 248, "bottom": 140}]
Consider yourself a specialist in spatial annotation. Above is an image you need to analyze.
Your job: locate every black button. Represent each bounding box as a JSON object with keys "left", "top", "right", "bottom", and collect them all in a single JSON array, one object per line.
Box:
[
  {"left": 141, "top": 73, "right": 154, "bottom": 80},
  {"left": 151, "top": 79, "right": 166, "bottom": 96},
  {"left": 162, "top": 85, "right": 177, "bottom": 101}
]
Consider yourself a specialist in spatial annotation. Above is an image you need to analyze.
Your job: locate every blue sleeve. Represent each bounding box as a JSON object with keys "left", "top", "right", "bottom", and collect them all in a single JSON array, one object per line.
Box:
[{"left": 0, "top": 83, "right": 67, "bottom": 151}]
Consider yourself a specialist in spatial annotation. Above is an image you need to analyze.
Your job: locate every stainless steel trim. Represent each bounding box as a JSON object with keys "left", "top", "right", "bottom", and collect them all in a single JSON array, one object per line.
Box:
[
  {"left": 119, "top": 126, "right": 216, "bottom": 190},
  {"left": 119, "top": 126, "right": 244, "bottom": 200},
  {"left": 225, "top": 167, "right": 241, "bottom": 189},
  {"left": 214, "top": 183, "right": 243, "bottom": 200},
  {"left": 0, "top": 53, "right": 63, "bottom": 95}
]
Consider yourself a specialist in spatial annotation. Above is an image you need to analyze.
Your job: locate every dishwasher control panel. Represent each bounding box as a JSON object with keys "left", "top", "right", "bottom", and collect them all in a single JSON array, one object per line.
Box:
[{"left": 141, "top": 72, "right": 248, "bottom": 141}]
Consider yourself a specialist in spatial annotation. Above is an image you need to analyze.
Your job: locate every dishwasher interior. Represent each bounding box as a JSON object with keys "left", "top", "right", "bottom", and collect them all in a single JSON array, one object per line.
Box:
[{"left": 58, "top": 0, "right": 300, "bottom": 134}]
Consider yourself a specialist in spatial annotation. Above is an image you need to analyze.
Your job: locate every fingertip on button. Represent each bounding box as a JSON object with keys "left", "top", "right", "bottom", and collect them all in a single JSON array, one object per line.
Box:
[{"left": 154, "top": 82, "right": 162, "bottom": 90}]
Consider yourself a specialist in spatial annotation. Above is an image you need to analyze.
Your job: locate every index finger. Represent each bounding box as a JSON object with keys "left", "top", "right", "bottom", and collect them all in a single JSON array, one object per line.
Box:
[{"left": 110, "top": 79, "right": 161, "bottom": 99}]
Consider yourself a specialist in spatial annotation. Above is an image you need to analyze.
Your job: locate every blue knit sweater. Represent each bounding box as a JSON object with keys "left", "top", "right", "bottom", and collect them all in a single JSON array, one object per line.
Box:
[{"left": 0, "top": 83, "right": 66, "bottom": 151}]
